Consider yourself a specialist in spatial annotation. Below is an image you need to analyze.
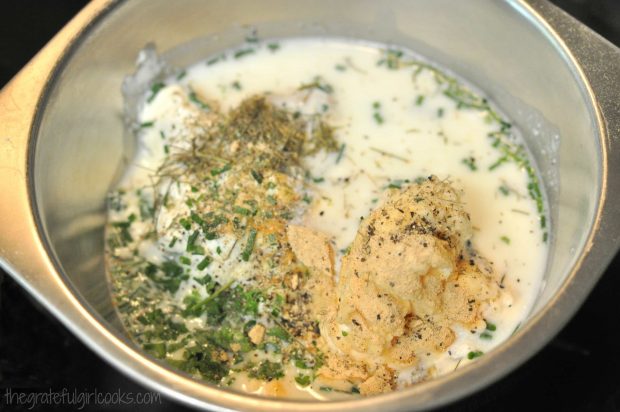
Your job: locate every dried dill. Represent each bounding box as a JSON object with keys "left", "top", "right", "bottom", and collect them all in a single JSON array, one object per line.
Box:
[{"left": 166, "top": 96, "right": 337, "bottom": 178}]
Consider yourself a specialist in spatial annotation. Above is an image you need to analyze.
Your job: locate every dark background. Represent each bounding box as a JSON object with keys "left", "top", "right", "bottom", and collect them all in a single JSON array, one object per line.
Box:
[{"left": 1, "top": 1, "right": 619, "bottom": 411}]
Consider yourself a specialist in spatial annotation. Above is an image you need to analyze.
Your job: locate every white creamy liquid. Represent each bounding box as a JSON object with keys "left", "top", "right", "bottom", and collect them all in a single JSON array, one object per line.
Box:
[{"left": 114, "top": 37, "right": 548, "bottom": 398}]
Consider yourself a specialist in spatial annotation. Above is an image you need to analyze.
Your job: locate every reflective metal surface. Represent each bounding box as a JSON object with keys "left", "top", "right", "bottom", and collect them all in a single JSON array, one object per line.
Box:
[{"left": 0, "top": 0, "right": 619, "bottom": 411}]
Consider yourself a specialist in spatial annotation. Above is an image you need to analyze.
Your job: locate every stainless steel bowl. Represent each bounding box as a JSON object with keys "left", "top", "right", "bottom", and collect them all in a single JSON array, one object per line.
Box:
[{"left": 1, "top": 0, "right": 619, "bottom": 410}]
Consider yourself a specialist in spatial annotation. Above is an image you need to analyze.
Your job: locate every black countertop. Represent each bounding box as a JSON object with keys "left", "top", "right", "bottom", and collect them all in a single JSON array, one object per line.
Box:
[{"left": 1, "top": 1, "right": 619, "bottom": 411}]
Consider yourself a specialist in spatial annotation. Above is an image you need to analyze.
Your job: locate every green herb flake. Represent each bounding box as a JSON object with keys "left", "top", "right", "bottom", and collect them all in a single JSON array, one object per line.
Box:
[
  {"left": 251, "top": 170, "right": 264, "bottom": 184},
  {"left": 179, "top": 256, "right": 192, "bottom": 265},
  {"left": 147, "top": 82, "right": 166, "bottom": 103},
  {"left": 462, "top": 157, "right": 478, "bottom": 171},
  {"left": 480, "top": 332, "right": 493, "bottom": 340},
  {"left": 295, "top": 375, "right": 312, "bottom": 387},
  {"left": 336, "top": 143, "right": 346, "bottom": 164},
  {"left": 248, "top": 360, "right": 284, "bottom": 381},
  {"left": 299, "top": 76, "right": 334, "bottom": 94},
  {"left": 372, "top": 101, "right": 384, "bottom": 124},
  {"left": 267, "top": 326, "right": 290, "bottom": 342},
  {"left": 241, "top": 228, "right": 258, "bottom": 262},
  {"left": 267, "top": 42, "right": 280, "bottom": 52},
  {"left": 245, "top": 32, "right": 259, "bottom": 43},
  {"left": 144, "top": 342, "right": 166, "bottom": 358},
  {"left": 485, "top": 321, "right": 497, "bottom": 332},
  {"left": 500, "top": 236, "right": 511, "bottom": 245},
  {"left": 234, "top": 48, "right": 255, "bottom": 59},
  {"left": 139, "top": 121, "right": 155, "bottom": 128},
  {"left": 266, "top": 195, "right": 277, "bottom": 205},
  {"left": 189, "top": 91, "right": 210, "bottom": 110},
  {"left": 206, "top": 54, "right": 225, "bottom": 65},
  {"left": 233, "top": 205, "right": 252, "bottom": 216},
  {"left": 415, "top": 95, "right": 425, "bottom": 106},
  {"left": 467, "top": 350, "right": 484, "bottom": 360},
  {"left": 210, "top": 163, "right": 232, "bottom": 176},
  {"left": 377, "top": 49, "right": 405, "bottom": 70},
  {"left": 186, "top": 230, "right": 200, "bottom": 251},
  {"left": 197, "top": 256, "right": 213, "bottom": 271}
]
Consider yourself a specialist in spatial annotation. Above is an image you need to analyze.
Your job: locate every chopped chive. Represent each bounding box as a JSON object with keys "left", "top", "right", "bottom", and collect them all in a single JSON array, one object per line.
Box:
[
  {"left": 336, "top": 143, "right": 346, "bottom": 164},
  {"left": 415, "top": 95, "right": 425, "bottom": 106},
  {"left": 485, "top": 321, "right": 497, "bottom": 331},
  {"left": 179, "top": 256, "right": 192, "bottom": 265},
  {"left": 489, "top": 156, "right": 509, "bottom": 171},
  {"left": 302, "top": 194, "right": 312, "bottom": 204},
  {"left": 267, "top": 326, "right": 289, "bottom": 341},
  {"left": 179, "top": 218, "right": 191, "bottom": 230},
  {"left": 147, "top": 82, "right": 165, "bottom": 103},
  {"left": 499, "top": 185, "right": 510, "bottom": 196},
  {"left": 233, "top": 205, "right": 252, "bottom": 216},
  {"left": 298, "top": 76, "right": 333, "bottom": 94},
  {"left": 188, "top": 91, "right": 210, "bottom": 110},
  {"left": 500, "top": 236, "right": 511, "bottom": 245},
  {"left": 377, "top": 49, "right": 405, "bottom": 70},
  {"left": 372, "top": 101, "right": 384, "bottom": 124},
  {"left": 197, "top": 256, "right": 212, "bottom": 271},
  {"left": 251, "top": 170, "right": 263, "bottom": 184},
  {"left": 462, "top": 157, "right": 477, "bottom": 171},
  {"left": 139, "top": 121, "right": 154, "bottom": 128},
  {"left": 210, "top": 163, "right": 232, "bottom": 176},
  {"left": 206, "top": 54, "right": 225, "bottom": 65},
  {"left": 241, "top": 228, "right": 257, "bottom": 261},
  {"left": 267, "top": 42, "right": 280, "bottom": 52},
  {"left": 467, "top": 350, "right": 484, "bottom": 360},
  {"left": 295, "top": 375, "right": 312, "bottom": 387},
  {"left": 234, "top": 48, "right": 255, "bottom": 59},
  {"left": 480, "top": 332, "right": 493, "bottom": 340},
  {"left": 186, "top": 230, "right": 200, "bottom": 251},
  {"left": 190, "top": 211, "right": 204, "bottom": 225},
  {"left": 335, "top": 64, "right": 347, "bottom": 71}
]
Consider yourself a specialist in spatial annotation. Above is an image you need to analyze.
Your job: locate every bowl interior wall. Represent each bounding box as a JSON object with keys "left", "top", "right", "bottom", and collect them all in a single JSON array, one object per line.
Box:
[{"left": 33, "top": 0, "right": 600, "bottom": 353}]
